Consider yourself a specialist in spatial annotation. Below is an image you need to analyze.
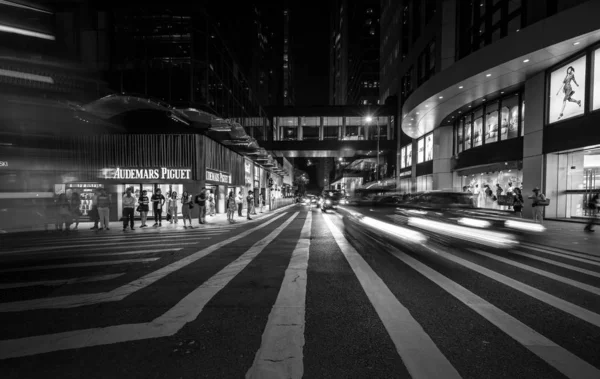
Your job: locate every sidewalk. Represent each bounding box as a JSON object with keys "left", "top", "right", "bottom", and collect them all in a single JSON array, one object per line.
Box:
[
  {"left": 526, "top": 219, "right": 600, "bottom": 257},
  {"left": 0, "top": 204, "right": 296, "bottom": 235}
]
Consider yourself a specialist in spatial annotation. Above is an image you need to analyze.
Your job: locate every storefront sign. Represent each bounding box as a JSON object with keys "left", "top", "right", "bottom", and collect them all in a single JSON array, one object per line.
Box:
[
  {"left": 66, "top": 183, "right": 103, "bottom": 189},
  {"left": 593, "top": 48, "right": 600, "bottom": 111},
  {"left": 399, "top": 170, "right": 412, "bottom": 178},
  {"left": 548, "top": 55, "right": 587, "bottom": 124},
  {"left": 206, "top": 169, "right": 231, "bottom": 184},
  {"left": 0, "top": 161, "right": 7, "bottom": 167},
  {"left": 102, "top": 167, "right": 192, "bottom": 180}
]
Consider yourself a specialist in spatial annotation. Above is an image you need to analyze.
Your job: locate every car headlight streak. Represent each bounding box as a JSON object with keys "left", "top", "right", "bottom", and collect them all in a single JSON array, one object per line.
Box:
[
  {"left": 360, "top": 216, "right": 427, "bottom": 244},
  {"left": 505, "top": 220, "right": 546, "bottom": 232},
  {"left": 458, "top": 217, "right": 491, "bottom": 228},
  {"left": 408, "top": 217, "right": 517, "bottom": 248}
]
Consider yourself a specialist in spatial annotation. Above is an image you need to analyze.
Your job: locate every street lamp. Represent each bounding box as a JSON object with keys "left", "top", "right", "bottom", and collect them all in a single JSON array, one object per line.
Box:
[{"left": 365, "top": 115, "right": 379, "bottom": 181}]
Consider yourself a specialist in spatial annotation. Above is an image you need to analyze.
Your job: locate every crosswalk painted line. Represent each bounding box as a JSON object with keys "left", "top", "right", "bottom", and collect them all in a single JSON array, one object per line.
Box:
[
  {"left": 83, "top": 248, "right": 183, "bottom": 258},
  {"left": 0, "top": 273, "right": 125, "bottom": 290},
  {"left": 6, "top": 248, "right": 184, "bottom": 260},
  {"left": 0, "top": 212, "right": 289, "bottom": 313},
  {"left": 509, "top": 250, "right": 600, "bottom": 279},
  {"left": 469, "top": 249, "right": 600, "bottom": 296},
  {"left": 0, "top": 212, "right": 300, "bottom": 360},
  {"left": 9, "top": 231, "right": 225, "bottom": 245},
  {"left": 521, "top": 242, "right": 600, "bottom": 263},
  {"left": 0, "top": 258, "right": 160, "bottom": 273},
  {"left": 388, "top": 245, "right": 600, "bottom": 379},
  {"left": 0, "top": 239, "right": 210, "bottom": 256},
  {"left": 247, "top": 211, "right": 312, "bottom": 379},
  {"left": 430, "top": 246, "right": 600, "bottom": 328},
  {"left": 522, "top": 244, "right": 600, "bottom": 267},
  {"left": 322, "top": 214, "right": 462, "bottom": 379}
]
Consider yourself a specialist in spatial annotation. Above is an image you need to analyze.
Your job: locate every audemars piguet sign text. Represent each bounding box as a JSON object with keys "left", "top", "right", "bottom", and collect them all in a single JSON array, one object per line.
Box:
[
  {"left": 102, "top": 167, "right": 192, "bottom": 180},
  {"left": 206, "top": 169, "right": 232, "bottom": 183}
]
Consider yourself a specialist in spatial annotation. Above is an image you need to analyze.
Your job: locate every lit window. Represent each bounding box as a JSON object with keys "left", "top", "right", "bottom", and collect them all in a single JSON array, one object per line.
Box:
[{"left": 363, "top": 100, "right": 368, "bottom": 105}]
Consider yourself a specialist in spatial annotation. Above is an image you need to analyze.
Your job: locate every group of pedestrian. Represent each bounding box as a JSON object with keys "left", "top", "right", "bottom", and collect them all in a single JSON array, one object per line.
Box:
[
  {"left": 47, "top": 192, "right": 82, "bottom": 232},
  {"left": 225, "top": 190, "right": 265, "bottom": 223}
]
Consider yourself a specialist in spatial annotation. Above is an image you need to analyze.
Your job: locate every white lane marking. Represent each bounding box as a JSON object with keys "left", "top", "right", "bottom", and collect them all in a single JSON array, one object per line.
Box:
[
  {"left": 0, "top": 258, "right": 159, "bottom": 273},
  {"left": 0, "top": 274, "right": 125, "bottom": 290},
  {"left": 521, "top": 244, "right": 600, "bottom": 267},
  {"left": 246, "top": 211, "right": 311, "bottom": 379},
  {"left": 7, "top": 231, "right": 225, "bottom": 246},
  {"left": 322, "top": 214, "right": 461, "bottom": 379},
  {"left": 2, "top": 248, "right": 183, "bottom": 261},
  {"left": 470, "top": 249, "right": 600, "bottom": 296},
  {"left": 0, "top": 212, "right": 300, "bottom": 360},
  {"left": 0, "top": 212, "right": 288, "bottom": 313},
  {"left": 388, "top": 246, "right": 600, "bottom": 379},
  {"left": 509, "top": 251, "right": 600, "bottom": 279},
  {"left": 521, "top": 242, "right": 600, "bottom": 263},
  {"left": 83, "top": 248, "right": 183, "bottom": 258},
  {"left": 0, "top": 238, "right": 210, "bottom": 255},
  {"left": 433, "top": 247, "right": 600, "bottom": 328}
]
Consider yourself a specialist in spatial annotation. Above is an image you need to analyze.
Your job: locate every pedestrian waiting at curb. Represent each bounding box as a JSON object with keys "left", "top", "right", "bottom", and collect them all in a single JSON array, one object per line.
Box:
[
  {"left": 151, "top": 189, "right": 165, "bottom": 227},
  {"left": 528, "top": 187, "right": 548, "bottom": 225},
  {"left": 89, "top": 189, "right": 100, "bottom": 230},
  {"left": 122, "top": 188, "right": 136, "bottom": 231},
  {"left": 236, "top": 191, "right": 243, "bottom": 217},
  {"left": 181, "top": 191, "right": 193, "bottom": 228},
  {"left": 227, "top": 191, "right": 237, "bottom": 222},
  {"left": 138, "top": 190, "right": 150, "bottom": 227},
  {"left": 195, "top": 187, "right": 207, "bottom": 224},
  {"left": 168, "top": 192, "right": 179, "bottom": 224},
  {"left": 512, "top": 188, "right": 524, "bottom": 218},
  {"left": 97, "top": 188, "right": 111, "bottom": 231},
  {"left": 70, "top": 192, "right": 81, "bottom": 230},
  {"left": 246, "top": 190, "right": 254, "bottom": 220}
]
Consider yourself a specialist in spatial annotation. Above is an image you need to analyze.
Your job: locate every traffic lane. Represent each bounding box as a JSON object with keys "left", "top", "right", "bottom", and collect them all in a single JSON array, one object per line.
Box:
[
  {"left": 0, "top": 211, "right": 306, "bottom": 379},
  {"left": 335, "top": 213, "right": 566, "bottom": 379},
  {"left": 303, "top": 209, "right": 410, "bottom": 379},
  {"left": 341, "top": 213, "right": 600, "bottom": 372},
  {"left": 0, "top": 211, "right": 294, "bottom": 340}
]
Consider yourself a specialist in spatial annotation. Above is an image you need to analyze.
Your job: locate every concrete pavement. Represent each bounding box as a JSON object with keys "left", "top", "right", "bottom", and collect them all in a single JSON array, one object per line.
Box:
[{"left": 0, "top": 204, "right": 599, "bottom": 378}]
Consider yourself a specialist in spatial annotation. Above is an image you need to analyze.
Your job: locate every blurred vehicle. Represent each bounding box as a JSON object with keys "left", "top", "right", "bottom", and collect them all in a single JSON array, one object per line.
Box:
[{"left": 320, "top": 191, "right": 344, "bottom": 212}]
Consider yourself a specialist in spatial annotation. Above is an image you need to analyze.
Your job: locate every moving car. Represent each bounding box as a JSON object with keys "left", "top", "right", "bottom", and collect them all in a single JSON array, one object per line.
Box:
[{"left": 321, "top": 190, "right": 344, "bottom": 212}]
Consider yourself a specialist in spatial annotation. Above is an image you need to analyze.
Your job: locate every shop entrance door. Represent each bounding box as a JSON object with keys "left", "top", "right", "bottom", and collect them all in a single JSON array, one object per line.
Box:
[{"left": 583, "top": 168, "right": 598, "bottom": 217}]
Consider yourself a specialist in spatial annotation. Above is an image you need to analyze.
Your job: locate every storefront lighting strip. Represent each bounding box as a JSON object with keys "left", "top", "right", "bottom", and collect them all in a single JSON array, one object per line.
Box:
[
  {"left": 0, "top": 24, "right": 55, "bottom": 40},
  {"left": 0, "top": 68, "right": 54, "bottom": 84},
  {"left": 0, "top": 0, "right": 52, "bottom": 14}
]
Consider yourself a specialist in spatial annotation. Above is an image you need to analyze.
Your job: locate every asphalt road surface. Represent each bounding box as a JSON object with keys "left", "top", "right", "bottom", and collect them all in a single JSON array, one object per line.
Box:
[{"left": 1, "top": 204, "right": 599, "bottom": 379}]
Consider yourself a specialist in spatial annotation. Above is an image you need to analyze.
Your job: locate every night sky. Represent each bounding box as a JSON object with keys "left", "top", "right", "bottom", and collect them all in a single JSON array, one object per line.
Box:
[{"left": 290, "top": 0, "right": 330, "bottom": 106}]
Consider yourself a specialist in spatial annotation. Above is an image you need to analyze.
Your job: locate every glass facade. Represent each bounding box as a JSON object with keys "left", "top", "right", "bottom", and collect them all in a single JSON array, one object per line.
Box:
[
  {"left": 461, "top": 170, "right": 523, "bottom": 210},
  {"left": 454, "top": 92, "right": 523, "bottom": 155},
  {"left": 416, "top": 133, "right": 433, "bottom": 163},
  {"left": 273, "top": 116, "right": 393, "bottom": 142}
]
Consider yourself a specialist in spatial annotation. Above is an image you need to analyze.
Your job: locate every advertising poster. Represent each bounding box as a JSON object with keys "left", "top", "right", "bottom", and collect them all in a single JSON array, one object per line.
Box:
[
  {"left": 457, "top": 123, "right": 464, "bottom": 153},
  {"left": 406, "top": 144, "right": 412, "bottom": 167},
  {"left": 548, "top": 55, "right": 586, "bottom": 123},
  {"left": 417, "top": 138, "right": 424, "bottom": 163},
  {"left": 593, "top": 48, "right": 600, "bottom": 111},
  {"left": 485, "top": 109, "right": 498, "bottom": 143},
  {"left": 473, "top": 118, "right": 483, "bottom": 147},
  {"left": 425, "top": 134, "right": 433, "bottom": 161},
  {"left": 400, "top": 147, "right": 406, "bottom": 168}
]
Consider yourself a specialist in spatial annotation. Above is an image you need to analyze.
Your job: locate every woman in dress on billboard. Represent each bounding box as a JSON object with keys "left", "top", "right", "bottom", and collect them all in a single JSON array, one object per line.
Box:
[{"left": 556, "top": 66, "right": 582, "bottom": 120}]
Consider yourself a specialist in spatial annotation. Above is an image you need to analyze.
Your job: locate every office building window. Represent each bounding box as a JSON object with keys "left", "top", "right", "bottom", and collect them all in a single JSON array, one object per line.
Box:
[
  {"left": 417, "top": 39, "right": 436, "bottom": 85},
  {"left": 401, "top": 66, "right": 414, "bottom": 101}
]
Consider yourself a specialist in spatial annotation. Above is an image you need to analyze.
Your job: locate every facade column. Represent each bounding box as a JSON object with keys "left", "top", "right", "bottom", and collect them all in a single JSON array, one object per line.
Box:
[
  {"left": 432, "top": 124, "right": 455, "bottom": 190},
  {"left": 522, "top": 72, "right": 545, "bottom": 219},
  {"left": 411, "top": 139, "right": 418, "bottom": 192}
]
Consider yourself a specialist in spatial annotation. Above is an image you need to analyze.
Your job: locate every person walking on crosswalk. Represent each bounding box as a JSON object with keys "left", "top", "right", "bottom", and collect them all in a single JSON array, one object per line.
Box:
[
  {"left": 97, "top": 188, "right": 111, "bottom": 231},
  {"left": 122, "top": 188, "right": 136, "bottom": 231}
]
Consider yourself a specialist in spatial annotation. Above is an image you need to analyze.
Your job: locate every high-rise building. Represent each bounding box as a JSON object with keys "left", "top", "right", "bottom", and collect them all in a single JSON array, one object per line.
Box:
[
  {"left": 329, "top": 0, "right": 380, "bottom": 106},
  {"left": 381, "top": 0, "right": 600, "bottom": 221},
  {"left": 282, "top": 4, "right": 295, "bottom": 106}
]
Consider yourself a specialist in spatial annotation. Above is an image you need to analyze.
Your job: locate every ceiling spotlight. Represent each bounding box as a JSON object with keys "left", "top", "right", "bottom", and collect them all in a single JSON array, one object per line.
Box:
[
  {"left": 458, "top": 111, "right": 462, "bottom": 114},
  {"left": 482, "top": 98, "right": 486, "bottom": 101},
  {"left": 411, "top": 118, "right": 414, "bottom": 121},
  {"left": 439, "top": 96, "right": 443, "bottom": 99},
  {"left": 574, "top": 41, "right": 580, "bottom": 45},
  {"left": 469, "top": 105, "right": 472, "bottom": 108},
  {"left": 501, "top": 91, "right": 504, "bottom": 94},
  {"left": 486, "top": 73, "right": 492, "bottom": 77},
  {"left": 425, "top": 104, "right": 429, "bottom": 107},
  {"left": 416, "top": 112, "right": 419, "bottom": 115},
  {"left": 459, "top": 86, "right": 463, "bottom": 89},
  {"left": 523, "top": 59, "right": 530, "bottom": 63}
]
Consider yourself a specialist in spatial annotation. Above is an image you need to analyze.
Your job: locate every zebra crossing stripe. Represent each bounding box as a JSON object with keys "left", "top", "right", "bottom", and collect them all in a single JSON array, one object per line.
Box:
[
  {"left": 0, "top": 212, "right": 288, "bottom": 313},
  {"left": 389, "top": 245, "right": 600, "bottom": 379},
  {"left": 521, "top": 242, "right": 600, "bottom": 263},
  {"left": 8, "top": 231, "right": 225, "bottom": 246},
  {"left": 0, "top": 212, "right": 300, "bottom": 360},
  {"left": 469, "top": 249, "right": 600, "bottom": 296},
  {"left": 508, "top": 250, "right": 600, "bottom": 279},
  {"left": 246, "top": 210, "right": 312, "bottom": 379},
  {"left": 322, "top": 214, "right": 461, "bottom": 379},
  {"left": 521, "top": 244, "right": 600, "bottom": 266},
  {"left": 0, "top": 274, "right": 125, "bottom": 290},
  {"left": 0, "top": 258, "right": 159, "bottom": 273},
  {"left": 433, "top": 247, "right": 600, "bottom": 328}
]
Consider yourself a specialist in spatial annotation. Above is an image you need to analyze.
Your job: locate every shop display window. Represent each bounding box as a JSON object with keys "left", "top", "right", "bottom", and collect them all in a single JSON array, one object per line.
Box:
[
  {"left": 464, "top": 119, "right": 472, "bottom": 150},
  {"left": 501, "top": 94, "right": 519, "bottom": 140},
  {"left": 400, "top": 146, "right": 406, "bottom": 169},
  {"left": 416, "top": 175, "right": 433, "bottom": 191},
  {"left": 473, "top": 117, "right": 483, "bottom": 147},
  {"left": 406, "top": 144, "right": 412, "bottom": 167},
  {"left": 417, "top": 138, "right": 425, "bottom": 163},
  {"left": 462, "top": 170, "right": 523, "bottom": 210},
  {"left": 484, "top": 102, "right": 498, "bottom": 144},
  {"left": 457, "top": 120, "right": 464, "bottom": 153},
  {"left": 520, "top": 100, "right": 525, "bottom": 137},
  {"left": 424, "top": 133, "right": 433, "bottom": 161}
]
